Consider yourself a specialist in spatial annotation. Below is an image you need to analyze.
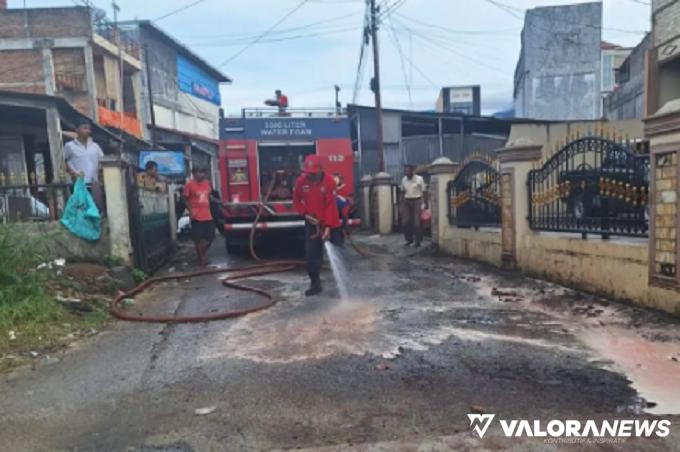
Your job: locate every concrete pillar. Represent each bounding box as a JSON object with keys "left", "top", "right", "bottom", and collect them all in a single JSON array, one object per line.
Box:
[
  {"left": 45, "top": 106, "right": 66, "bottom": 182},
  {"left": 102, "top": 159, "right": 134, "bottom": 266},
  {"left": 496, "top": 139, "right": 543, "bottom": 268},
  {"left": 428, "top": 157, "right": 457, "bottom": 247},
  {"left": 83, "top": 44, "right": 98, "bottom": 121},
  {"left": 360, "top": 175, "right": 372, "bottom": 229},
  {"left": 167, "top": 183, "right": 178, "bottom": 241},
  {"left": 372, "top": 172, "right": 393, "bottom": 235},
  {"left": 644, "top": 104, "right": 680, "bottom": 290},
  {"left": 40, "top": 47, "right": 55, "bottom": 96}
]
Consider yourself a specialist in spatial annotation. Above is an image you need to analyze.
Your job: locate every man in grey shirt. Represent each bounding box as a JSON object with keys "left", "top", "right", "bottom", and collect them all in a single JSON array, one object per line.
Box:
[{"left": 64, "top": 120, "right": 104, "bottom": 211}]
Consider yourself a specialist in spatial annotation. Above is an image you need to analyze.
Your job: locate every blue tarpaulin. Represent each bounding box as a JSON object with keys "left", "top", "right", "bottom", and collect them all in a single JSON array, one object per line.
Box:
[{"left": 60, "top": 177, "right": 101, "bottom": 241}]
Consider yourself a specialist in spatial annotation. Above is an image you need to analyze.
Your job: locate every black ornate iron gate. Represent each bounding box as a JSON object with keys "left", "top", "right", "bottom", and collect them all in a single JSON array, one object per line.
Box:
[
  {"left": 125, "top": 164, "right": 174, "bottom": 272},
  {"left": 447, "top": 155, "right": 501, "bottom": 228},
  {"left": 528, "top": 136, "right": 650, "bottom": 238}
]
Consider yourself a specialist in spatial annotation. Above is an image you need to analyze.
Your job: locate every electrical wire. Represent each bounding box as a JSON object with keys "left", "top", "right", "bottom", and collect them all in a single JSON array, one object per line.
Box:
[
  {"left": 386, "top": 13, "right": 412, "bottom": 108},
  {"left": 379, "top": 0, "right": 408, "bottom": 19},
  {"left": 217, "top": 0, "right": 312, "bottom": 68},
  {"left": 394, "top": 12, "right": 519, "bottom": 36},
  {"left": 182, "top": 9, "right": 364, "bottom": 43},
  {"left": 394, "top": 18, "right": 507, "bottom": 75},
  {"left": 352, "top": 2, "right": 370, "bottom": 104},
  {"left": 484, "top": 0, "right": 648, "bottom": 35},
  {"left": 187, "top": 24, "right": 361, "bottom": 47},
  {"left": 154, "top": 0, "right": 208, "bottom": 22}
]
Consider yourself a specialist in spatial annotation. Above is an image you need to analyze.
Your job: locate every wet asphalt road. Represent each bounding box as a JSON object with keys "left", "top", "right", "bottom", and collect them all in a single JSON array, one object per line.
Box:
[{"left": 1, "top": 234, "right": 680, "bottom": 451}]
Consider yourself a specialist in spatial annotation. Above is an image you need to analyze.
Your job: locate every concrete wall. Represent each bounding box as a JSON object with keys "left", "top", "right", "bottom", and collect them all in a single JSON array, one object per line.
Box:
[
  {"left": 430, "top": 119, "right": 680, "bottom": 316},
  {"left": 1, "top": 220, "right": 110, "bottom": 262},
  {"left": 507, "top": 119, "right": 645, "bottom": 149},
  {"left": 439, "top": 227, "right": 502, "bottom": 267},
  {"left": 519, "top": 234, "right": 679, "bottom": 315},
  {"left": 514, "top": 2, "right": 602, "bottom": 120}
]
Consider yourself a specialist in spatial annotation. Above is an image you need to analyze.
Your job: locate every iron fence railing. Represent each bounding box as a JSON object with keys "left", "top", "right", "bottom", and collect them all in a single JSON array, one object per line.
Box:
[
  {"left": 447, "top": 154, "right": 501, "bottom": 228},
  {"left": 528, "top": 136, "right": 649, "bottom": 238},
  {"left": 241, "top": 107, "right": 346, "bottom": 118},
  {"left": 0, "top": 183, "right": 72, "bottom": 223},
  {"left": 93, "top": 16, "right": 141, "bottom": 59}
]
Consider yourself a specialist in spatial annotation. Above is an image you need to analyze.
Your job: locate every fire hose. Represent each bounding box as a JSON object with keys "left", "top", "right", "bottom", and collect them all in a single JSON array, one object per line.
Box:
[{"left": 110, "top": 175, "right": 371, "bottom": 323}]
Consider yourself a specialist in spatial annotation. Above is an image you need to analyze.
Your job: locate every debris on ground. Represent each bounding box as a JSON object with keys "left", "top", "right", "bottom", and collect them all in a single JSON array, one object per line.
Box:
[
  {"left": 469, "top": 404, "right": 485, "bottom": 413},
  {"left": 37, "top": 258, "right": 66, "bottom": 271},
  {"left": 491, "top": 288, "right": 524, "bottom": 303},
  {"left": 8, "top": 331, "right": 16, "bottom": 341},
  {"left": 194, "top": 406, "right": 217, "bottom": 416},
  {"left": 41, "top": 355, "right": 60, "bottom": 366},
  {"left": 375, "top": 362, "right": 391, "bottom": 371}
]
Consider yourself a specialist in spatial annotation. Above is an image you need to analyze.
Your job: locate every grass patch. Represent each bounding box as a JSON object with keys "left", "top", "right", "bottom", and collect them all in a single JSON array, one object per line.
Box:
[{"left": 0, "top": 228, "right": 109, "bottom": 372}]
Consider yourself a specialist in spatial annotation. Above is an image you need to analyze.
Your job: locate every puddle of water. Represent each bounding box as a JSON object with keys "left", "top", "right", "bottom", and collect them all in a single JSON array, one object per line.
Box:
[
  {"left": 202, "top": 300, "right": 378, "bottom": 363},
  {"left": 458, "top": 271, "right": 680, "bottom": 415},
  {"left": 580, "top": 326, "right": 680, "bottom": 415},
  {"left": 325, "top": 242, "right": 350, "bottom": 301}
]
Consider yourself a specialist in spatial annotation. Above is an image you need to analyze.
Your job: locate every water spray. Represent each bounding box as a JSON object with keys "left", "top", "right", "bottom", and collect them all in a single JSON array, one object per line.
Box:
[{"left": 324, "top": 241, "right": 351, "bottom": 301}]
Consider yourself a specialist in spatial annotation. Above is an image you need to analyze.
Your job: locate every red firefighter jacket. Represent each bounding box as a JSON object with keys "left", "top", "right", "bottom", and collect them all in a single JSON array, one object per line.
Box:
[{"left": 292, "top": 173, "right": 341, "bottom": 228}]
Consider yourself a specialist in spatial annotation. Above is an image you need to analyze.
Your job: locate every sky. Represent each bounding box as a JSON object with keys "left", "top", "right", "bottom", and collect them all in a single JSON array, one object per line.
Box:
[{"left": 9, "top": 0, "right": 652, "bottom": 114}]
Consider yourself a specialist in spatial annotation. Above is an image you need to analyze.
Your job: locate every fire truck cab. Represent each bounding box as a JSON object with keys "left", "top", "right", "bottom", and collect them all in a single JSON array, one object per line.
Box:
[{"left": 219, "top": 108, "right": 358, "bottom": 252}]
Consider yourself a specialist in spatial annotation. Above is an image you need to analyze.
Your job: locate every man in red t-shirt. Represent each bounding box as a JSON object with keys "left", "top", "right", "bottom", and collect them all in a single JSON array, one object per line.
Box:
[
  {"left": 293, "top": 155, "right": 341, "bottom": 296},
  {"left": 182, "top": 166, "right": 215, "bottom": 266}
]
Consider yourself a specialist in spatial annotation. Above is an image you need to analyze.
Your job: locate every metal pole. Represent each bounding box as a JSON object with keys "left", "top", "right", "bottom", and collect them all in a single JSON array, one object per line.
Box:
[
  {"left": 370, "top": 0, "right": 385, "bottom": 173},
  {"left": 334, "top": 84, "right": 341, "bottom": 115},
  {"left": 144, "top": 44, "right": 157, "bottom": 148}
]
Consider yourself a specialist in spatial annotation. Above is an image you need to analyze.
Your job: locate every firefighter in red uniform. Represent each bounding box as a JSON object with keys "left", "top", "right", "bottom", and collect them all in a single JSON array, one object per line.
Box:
[{"left": 293, "top": 155, "right": 341, "bottom": 296}]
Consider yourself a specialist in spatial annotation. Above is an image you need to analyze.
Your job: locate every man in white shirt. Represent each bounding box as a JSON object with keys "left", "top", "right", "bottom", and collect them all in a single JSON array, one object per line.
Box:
[
  {"left": 400, "top": 164, "right": 426, "bottom": 247},
  {"left": 64, "top": 120, "right": 104, "bottom": 211}
]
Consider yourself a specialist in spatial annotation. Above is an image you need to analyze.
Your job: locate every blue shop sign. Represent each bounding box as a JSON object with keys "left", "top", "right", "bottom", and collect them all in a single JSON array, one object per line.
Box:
[
  {"left": 139, "top": 151, "right": 185, "bottom": 176},
  {"left": 177, "top": 56, "right": 221, "bottom": 105}
]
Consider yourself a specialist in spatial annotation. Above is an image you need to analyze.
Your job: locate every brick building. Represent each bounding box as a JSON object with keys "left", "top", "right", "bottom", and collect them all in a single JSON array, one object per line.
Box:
[{"left": 0, "top": 5, "right": 143, "bottom": 137}]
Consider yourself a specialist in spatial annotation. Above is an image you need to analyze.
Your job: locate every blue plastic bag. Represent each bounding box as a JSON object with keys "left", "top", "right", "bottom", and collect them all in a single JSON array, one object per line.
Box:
[{"left": 60, "top": 177, "right": 101, "bottom": 241}]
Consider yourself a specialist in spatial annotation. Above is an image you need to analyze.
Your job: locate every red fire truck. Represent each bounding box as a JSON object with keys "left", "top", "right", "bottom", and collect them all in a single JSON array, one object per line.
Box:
[{"left": 218, "top": 108, "right": 359, "bottom": 252}]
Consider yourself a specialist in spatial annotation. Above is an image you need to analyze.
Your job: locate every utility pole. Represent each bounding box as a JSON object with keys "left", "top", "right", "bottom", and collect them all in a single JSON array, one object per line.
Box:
[
  {"left": 144, "top": 45, "right": 157, "bottom": 148},
  {"left": 369, "top": 0, "right": 385, "bottom": 173}
]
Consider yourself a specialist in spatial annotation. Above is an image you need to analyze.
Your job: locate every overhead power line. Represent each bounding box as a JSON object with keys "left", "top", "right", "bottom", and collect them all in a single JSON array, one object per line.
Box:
[
  {"left": 484, "top": 0, "right": 648, "bottom": 35},
  {"left": 183, "top": 9, "right": 364, "bottom": 42},
  {"left": 352, "top": 3, "right": 370, "bottom": 104},
  {"left": 395, "top": 12, "right": 519, "bottom": 36},
  {"left": 154, "top": 0, "right": 208, "bottom": 22},
  {"left": 386, "top": 13, "right": 412, "bottom": 108},
  {"left": 393, "top": 19, "right": 507, "bottom": 75},
  {"left": 379, "top": 0, "right": 408, "bottom": 19},
  {"left": 188, "top": 25, "right": 360, "bottom": 47},
  {"left": 217, "top": 0, "right": 311, "bottom": 68}
]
